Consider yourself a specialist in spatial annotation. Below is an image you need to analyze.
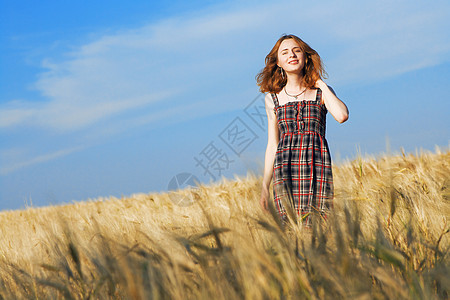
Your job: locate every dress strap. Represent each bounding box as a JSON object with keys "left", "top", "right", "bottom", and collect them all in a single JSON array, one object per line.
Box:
[
  {"left": 270, "top": 93, "right": 279, "bottom": 115},
  {"left": 270, "top": 93, "right": 279, "bottom": 107},
  {"left": 315, "top": 88, "right": 323, "bottom": 105}
]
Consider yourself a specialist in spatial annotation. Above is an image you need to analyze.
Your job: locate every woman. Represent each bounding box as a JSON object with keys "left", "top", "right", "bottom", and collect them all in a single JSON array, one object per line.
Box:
[{"left": 256, "top": 34, "right": 348, "bottom": 226}]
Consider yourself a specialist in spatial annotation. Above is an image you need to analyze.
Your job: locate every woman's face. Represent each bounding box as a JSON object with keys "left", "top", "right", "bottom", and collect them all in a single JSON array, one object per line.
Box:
[{"left": 277, "top": 38, "right": 305, "bottom": 74}]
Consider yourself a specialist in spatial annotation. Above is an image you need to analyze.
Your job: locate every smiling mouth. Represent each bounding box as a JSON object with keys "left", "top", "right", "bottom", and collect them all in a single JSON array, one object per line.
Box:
[{"left": 289, "top": 60, "right": 299, "bottom": 64}]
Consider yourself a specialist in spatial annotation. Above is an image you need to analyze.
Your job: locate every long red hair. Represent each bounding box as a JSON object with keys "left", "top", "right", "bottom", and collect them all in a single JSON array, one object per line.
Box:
[{"left": 256, "top": 34, "right": 327, "bottom": 93}]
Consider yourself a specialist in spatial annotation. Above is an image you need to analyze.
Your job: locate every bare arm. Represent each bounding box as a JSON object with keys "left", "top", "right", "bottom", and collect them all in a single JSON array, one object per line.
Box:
[
  {"left": 260, "top": 93, "right": 279, "bottom": 210},
  {"left": 316, "top": 79, "right": 349, "bottom": 123}
]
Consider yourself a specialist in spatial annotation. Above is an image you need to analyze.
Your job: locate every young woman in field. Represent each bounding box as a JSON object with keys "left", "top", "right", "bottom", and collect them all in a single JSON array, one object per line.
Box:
[{"left": 256, "top": 34, "right": 349, "bottom": 226}]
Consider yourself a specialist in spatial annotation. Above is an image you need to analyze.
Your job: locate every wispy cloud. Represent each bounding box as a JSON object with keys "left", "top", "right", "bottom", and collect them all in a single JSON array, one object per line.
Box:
[
  {"left": 2, "top": 0, "right": 449, "bottom": 131},
  {"left": 0, "top": 3, "right": 274, "bottom": 132},
  {"left": 321, "top": 1, "right": 450, "bottom": 83},
  {"left": 0, "top": 146, "right": 86, "bottom": 175},
  {"left": 1, "top": 0, "right": 449, "bottom": 174}
]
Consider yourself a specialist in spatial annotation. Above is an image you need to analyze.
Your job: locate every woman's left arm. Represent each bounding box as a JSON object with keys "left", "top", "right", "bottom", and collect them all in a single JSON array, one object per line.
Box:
[{"left": 316, "top": 79, "right": 349, "bottom": 123}]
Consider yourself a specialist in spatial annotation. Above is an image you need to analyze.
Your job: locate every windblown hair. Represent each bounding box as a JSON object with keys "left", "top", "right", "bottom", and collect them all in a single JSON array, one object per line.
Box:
[{"left": 256, "top": 34, "right": 327, "bottom": 93}]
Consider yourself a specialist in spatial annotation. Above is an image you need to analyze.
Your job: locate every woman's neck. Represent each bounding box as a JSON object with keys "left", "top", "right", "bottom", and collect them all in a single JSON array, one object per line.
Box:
[{"left": 285, "top": 72, "right": 306, "bottom": 92}]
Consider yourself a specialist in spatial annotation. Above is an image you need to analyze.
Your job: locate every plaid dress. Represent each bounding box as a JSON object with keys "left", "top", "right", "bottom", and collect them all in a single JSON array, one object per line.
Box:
[{"left": 271, "top": 88, "right": 333, "bottom": 225}]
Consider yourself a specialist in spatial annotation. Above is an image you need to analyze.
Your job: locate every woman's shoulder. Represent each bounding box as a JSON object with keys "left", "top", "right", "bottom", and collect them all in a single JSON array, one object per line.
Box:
[
  {"left": 265, "top": 92, "right": 277, "bottom": 104},
  {"left": 264, "top": 93, "right": 277, "bottom": 114}
]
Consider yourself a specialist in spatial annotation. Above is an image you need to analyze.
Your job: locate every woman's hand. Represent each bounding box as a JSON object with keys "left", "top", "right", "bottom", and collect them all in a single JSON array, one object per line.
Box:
[
  {"left": 314, "top": 78, "right": 349, "bottom": 123},
  {"left": 260, "top": 187, "right": 270, "bottom": 211},
  {"left": 314, "top": 78, "right": 326, "bottom": 89}
]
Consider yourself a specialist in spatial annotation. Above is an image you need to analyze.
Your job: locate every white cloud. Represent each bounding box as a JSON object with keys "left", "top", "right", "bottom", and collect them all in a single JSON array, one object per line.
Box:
[
  {"left": 0, "top": 146, "right": 86, "bottom": 175},
  {"left": 321, "top": 1, "right": 450, "bottom": 83},
  {"left": 0, "top": 3, "right": 275, "bottom": 132},
  {"left": 1, "top": 0, "right": 449, "bottom": 174},
  {"left": 0, "top": 102, "right": 36, "bottom": 127},
  {"left": 2, "top": 0, "right": 449, "bottom": 131}
]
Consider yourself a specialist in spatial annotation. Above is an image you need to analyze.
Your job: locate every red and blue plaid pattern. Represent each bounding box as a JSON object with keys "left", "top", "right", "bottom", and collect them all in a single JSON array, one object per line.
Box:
[{"left": 271, "top": 88, "right": 333, "bottom": 226}]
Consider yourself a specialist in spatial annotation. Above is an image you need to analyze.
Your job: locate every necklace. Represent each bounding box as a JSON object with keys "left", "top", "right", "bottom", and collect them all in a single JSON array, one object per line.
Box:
[{"left": 284, "top": 86, "right": 307, "bottom": 100}]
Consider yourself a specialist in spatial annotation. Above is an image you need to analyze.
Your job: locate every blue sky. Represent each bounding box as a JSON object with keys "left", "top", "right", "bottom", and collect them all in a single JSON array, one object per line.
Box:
[{"left": 1, "top": 0, "right": 449, "bottom": 211}]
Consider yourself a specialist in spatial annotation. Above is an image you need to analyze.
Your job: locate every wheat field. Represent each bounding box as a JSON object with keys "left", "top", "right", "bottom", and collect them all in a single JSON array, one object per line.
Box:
[{"left": 0, "top": 148, "right": 448, "bottom": 299}]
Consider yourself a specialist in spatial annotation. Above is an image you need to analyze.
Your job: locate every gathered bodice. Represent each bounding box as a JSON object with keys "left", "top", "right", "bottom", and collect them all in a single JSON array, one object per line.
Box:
[{"left": 271, "top": 89, "right": 328, "bottom": 138}]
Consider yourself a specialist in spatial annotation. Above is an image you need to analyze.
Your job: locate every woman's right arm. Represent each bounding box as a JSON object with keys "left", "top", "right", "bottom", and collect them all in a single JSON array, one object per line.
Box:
[{"left": 260, "top": 93, "right": 279, "bottom": 211}]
